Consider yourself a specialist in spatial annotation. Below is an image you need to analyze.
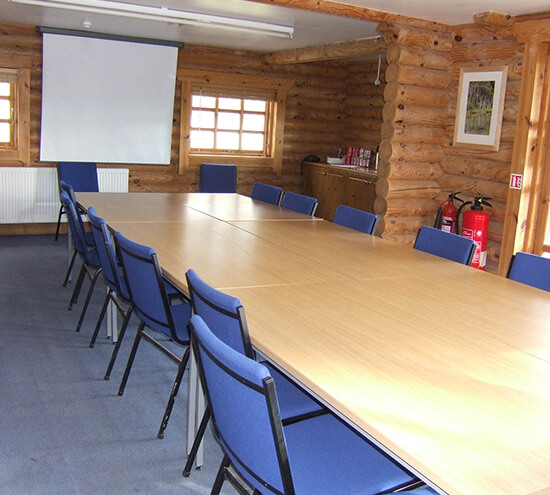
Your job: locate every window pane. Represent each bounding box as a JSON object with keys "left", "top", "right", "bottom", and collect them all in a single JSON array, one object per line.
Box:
[
  {"left": 218, "top": 97, "right": 241, "bottom": 110},
  {"left": 244, "top": 99, "right": 265, "bottom": 111},
  {"left": 216, "top": 131, "right": 239, "bottom": 149},
  {"left": 190, "top": 129, "right": 214, "bottom": 148},
  {"left": 191, "top": 109, "right": 215, "bottom": 128},
  {"left": 0, "top": 99, "right": 11, "bottom": 120},
  {"left": 192, "top": 94, "right": 216, "bottom": 108},
  {"left": 242, "top": 113, "right": 265, "bottom": 131},
  {"left": 218, "top": 112, "right": 240, "bottom": 130},
  {"left": 0, "top": 122, "right": 10, "bottom": 143},
  {"left": 0, "top": 82, "right": 10, "bottom": 97},
  {"left": 242, "top": 133, "right": 264, "bottom": 151}
]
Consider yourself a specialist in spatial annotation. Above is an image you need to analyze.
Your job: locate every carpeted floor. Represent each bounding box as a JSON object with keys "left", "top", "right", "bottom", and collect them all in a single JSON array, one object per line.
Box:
[{"left": 0, "top": 234, "right": 228, "bottom": 494}]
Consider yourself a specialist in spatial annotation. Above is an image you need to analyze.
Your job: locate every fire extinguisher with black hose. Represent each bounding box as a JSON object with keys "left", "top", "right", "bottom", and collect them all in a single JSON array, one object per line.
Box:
[
  {"left": 455, "top": 195, "right": 492, "bottom": 270},
  {"left": 434, "top": 192, "right": 464, "bottom": 233}
]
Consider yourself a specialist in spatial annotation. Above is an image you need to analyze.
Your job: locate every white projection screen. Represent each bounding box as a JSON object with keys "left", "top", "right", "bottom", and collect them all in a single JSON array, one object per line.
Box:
[{"left": 40, "top": 32, "right": 179, "bottom": 164}]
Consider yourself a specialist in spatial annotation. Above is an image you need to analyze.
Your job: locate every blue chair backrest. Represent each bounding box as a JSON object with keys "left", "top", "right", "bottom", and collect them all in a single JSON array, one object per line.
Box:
[
  {"left": 508, "top": 252, "right": 550, "bottom": 292},
  {"left": 60, "top": 190, "right": 96, "bottom": 265},
  {"left": 190, "top": 315, "right": 292, "bottom": 495},
  {"left": 57, "top": 162, "right": 99, "bottom": 192},
  {"left": 333, "top": 205, "right": 377, "bottom": 234},
  {"left": 281, "top": 191, "right": 318, "bottom": 216},
  {"left": 87, "top": 207, "right": 129, "bottom": 299},
  {"left": 200, "top": 163, "right": 237, "bottom": 193},
  {"left": 414, "top": 226, "right": 475, "bottom": 265},
  {"left": 114, "top": 231, "right": 180, "bottom": 341},
  {"left": 251, "top": 183, "right": 283, "bottom": 206},
  {"left": 186, "top": 269, "right": 252, "bottom": 357}
]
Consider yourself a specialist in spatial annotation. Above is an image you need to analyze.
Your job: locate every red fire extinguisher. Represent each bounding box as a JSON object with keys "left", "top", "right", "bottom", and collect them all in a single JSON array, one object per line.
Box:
[
  {"left": 434, "top": 192, "right": 463, "bottom": 233},
  {"left": 455, "top": 195, "right": 492, "bottom": 270}
]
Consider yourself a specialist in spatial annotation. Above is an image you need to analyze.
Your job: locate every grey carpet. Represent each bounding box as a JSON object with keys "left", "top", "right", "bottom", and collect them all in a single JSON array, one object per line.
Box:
[{"left": 0, "top": 235, "right": 229, "bottom": 494}]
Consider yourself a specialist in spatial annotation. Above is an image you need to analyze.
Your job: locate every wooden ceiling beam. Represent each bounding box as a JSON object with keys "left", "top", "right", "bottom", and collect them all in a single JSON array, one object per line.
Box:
[
  {"left": 245, "top": 0, "right": 454, "bottom": 32},
  {"left": 262, "top": 36, "right": 387, "bottom": 65},
  {"left": 473, "top": 12, "right": 516, "bottom": 26}
]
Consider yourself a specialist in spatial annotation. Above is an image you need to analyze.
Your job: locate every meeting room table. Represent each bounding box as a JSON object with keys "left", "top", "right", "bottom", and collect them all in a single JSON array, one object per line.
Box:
[{"left": 77, "top": 192, "right": 550, "bottom": 495}]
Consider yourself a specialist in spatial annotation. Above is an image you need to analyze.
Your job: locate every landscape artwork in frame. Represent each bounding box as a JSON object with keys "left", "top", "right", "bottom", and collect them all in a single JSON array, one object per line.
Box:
[{"left": 453, "top": 67, "right": 508, "bottom": 151}]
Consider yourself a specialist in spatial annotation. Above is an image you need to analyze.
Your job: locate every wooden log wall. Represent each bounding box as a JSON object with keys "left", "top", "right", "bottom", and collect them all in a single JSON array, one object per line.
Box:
[
  {"left": 1, "top": 23, "right": 379, "bottom": 202},
  {"left": 375, "top": 23, "right": 452, "bottom": 245},
  {"left": 445, "top": 24, "right": 523, "bottom": 272}
]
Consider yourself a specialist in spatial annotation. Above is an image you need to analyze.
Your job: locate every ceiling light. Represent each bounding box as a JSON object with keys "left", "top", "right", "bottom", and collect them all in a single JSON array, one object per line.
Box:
[{"left": 8, "top": 0, "right": 294, "bottom": 38}]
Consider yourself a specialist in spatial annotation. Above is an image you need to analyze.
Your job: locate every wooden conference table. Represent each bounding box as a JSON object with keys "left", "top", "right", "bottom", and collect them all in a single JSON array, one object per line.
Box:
[{"left": 78, "top": 192, "right": 550, "bottom": 495}]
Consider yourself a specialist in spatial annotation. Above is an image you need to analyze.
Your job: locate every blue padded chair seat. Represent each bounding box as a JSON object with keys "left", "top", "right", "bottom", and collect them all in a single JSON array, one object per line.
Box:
[{"left": 284, "top": 414, "right": 415, "bottom": 495}]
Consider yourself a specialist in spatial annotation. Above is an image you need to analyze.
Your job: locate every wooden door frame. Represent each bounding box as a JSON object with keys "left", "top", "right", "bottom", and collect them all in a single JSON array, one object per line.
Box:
[{"left": 499, "top": 20, "right": 550, "bottom": 275}]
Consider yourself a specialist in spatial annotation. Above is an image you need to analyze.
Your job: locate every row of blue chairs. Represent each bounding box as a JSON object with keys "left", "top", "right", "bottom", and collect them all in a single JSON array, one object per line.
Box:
[{"left": 59, "top": 185, "right": 437, "bottom": 494}]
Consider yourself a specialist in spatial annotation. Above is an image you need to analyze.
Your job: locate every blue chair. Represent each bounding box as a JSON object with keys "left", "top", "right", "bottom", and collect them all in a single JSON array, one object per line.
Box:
[
  {"left": 507, "top": 252, "right": 550, "bottom": 292},
  {"left": 86, "top": 208, "right": 135, "bottom": 368},
  {"left": 56, "top": 162, "right": 99, "bottom": 241},
  {"left": 251, "top": 182, "right": 283, "bottom": 206},
  {"left": 199, "top": 163, "right": 237, "bottom": 193},
  {"left": 190, "top": 314, "right": 428, "bottom": 495},
  {"left": 60, "top": 191, "right": 102, "bottom": 334},
  {"left": 182, "top": 269, "right": 326, "bottom": 476},
  {"left": 114, "top": 231, "right": 192, "bottom": 439},
  {"left": 281, "top": 191, "right": 318, "bottom": 216},
  {"left": 60, "top": 180, "right": 95, "bottom": 287},
  {"left": 414, "top": 226, "right": 476, "bottom": 265},
  {"left": 333, "top": 205, "right": 378, "bottom": 234}
]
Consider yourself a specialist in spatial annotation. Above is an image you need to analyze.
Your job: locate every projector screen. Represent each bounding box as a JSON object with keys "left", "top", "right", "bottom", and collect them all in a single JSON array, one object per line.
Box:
[{"left": 40, "top": 32, "right": 178, "bottom": 165}]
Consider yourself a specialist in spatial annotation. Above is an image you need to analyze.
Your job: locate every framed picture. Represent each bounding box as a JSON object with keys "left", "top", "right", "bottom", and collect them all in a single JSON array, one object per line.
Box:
[{"left": 453, "top": 66, "right": 508, "bottom": 151}]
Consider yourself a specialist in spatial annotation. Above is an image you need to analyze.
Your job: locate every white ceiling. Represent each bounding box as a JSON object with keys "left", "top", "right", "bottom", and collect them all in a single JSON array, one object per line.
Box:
[{"left": 0, "top": 0, "right": 549, "bottom": 52}]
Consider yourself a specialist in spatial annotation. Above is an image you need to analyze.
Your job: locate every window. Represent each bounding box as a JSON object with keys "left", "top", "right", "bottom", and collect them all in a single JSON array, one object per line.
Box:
[
  {"left": 0, "top": 76, "right": 16, "bottom": 148},
  {"left": 179, "top": 70, "right": 291, "bottom": 176},
  {"left": 190, "top": 93, "right": 271, "bottom": 155},
  {"left": 0, "top": 68, "right": 30, "bottom": 164}
]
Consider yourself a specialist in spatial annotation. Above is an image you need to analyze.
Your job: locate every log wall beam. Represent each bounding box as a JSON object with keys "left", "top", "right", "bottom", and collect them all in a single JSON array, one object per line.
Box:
[{"left": 262, "top": 37, "right": 387, "bottom": 65}]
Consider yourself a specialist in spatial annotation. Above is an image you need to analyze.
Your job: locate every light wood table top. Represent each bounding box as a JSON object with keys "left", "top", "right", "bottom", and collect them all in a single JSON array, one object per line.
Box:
[
  {"left": 226, "top": 280, "right": 550, "bottom": 495},
  {"left": 161, "top": 192, "right": 321, "bottom": 221},
  {"left": 108, "top": 220, "right": 349, "bottom": 290},
  {"left": 77, "top": 192, "right": 210, "bottom": 223},
  {"left": 77, "top": 192, "right": 550, "bottom": 495}
]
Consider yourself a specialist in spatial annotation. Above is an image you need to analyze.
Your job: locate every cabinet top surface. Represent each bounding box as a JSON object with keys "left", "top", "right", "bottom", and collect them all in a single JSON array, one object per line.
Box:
[{"left": 304, "top": 161, "right": 378, "bottom": 179}]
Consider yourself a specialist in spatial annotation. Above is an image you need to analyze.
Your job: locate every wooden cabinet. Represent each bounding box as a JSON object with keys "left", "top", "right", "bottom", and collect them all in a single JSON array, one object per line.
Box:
[{"left": 303, "top": 161, "right": 377, "bottom": 221}]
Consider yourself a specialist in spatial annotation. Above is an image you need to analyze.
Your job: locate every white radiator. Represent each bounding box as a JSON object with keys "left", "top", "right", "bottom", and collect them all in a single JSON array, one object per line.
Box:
[{"left": 0, "top": 167, "right": 129, "bottom": 223}]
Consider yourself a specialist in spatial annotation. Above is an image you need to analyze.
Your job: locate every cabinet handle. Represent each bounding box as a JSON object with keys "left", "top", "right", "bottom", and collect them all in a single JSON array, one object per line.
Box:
[{"left": 349, "top": 177, "right": 374, "bottom": 186}]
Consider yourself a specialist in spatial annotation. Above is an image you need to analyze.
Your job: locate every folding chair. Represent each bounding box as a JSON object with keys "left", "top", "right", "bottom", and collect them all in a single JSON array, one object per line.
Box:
[
  {"left": 414, "top": 226, "right": 476, "bottom": 265},
  {"left": 115, "top": 231, "right": 192, "bottom": 439},
  {"left": 190, "top": 314, "right": 434, "bottom": 495},
  {"left": 333, "top": 204, "right": 378, "bottom": 234},
  {"left": 251, "top": 182, "right": 283, "bottom": 206},
  {"left": 183, "top": 268, "right": 326, "bottom": 477},
  {"left": 507, "top": 252, "right": 550, "bottom": 292},
  {"left": 280, "top": 191, "right": 318, "bottom": 216},
  {"left": 199, "top": 163, "right": 237, "bottom": 193}
]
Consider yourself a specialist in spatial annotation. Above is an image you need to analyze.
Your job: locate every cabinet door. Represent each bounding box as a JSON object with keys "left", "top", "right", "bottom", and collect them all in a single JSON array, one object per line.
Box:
[
  {"left": 345, "top": 176, "right": 376, "bottom": 213},
  {"left": 323, "top": 172, "right": 345, "bottom": 220}
]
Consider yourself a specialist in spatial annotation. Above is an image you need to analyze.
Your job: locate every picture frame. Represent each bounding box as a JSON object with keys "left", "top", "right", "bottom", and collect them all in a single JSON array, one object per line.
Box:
[{"left": 453, "top": 66, "right": 508, "bottom": 151}]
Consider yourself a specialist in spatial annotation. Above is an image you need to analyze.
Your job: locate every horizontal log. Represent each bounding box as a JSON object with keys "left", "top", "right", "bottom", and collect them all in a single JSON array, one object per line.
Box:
[
  {"left": 449, "top": 58, "right": 523, "bottom": 81},
  {"left": 376, "top": 178, "right": 440, "bottom": 199},
  {"left": 377, "top": 23, "right": 455, "bottom": 51},
  {"left": 445, "top": 141, "right": 514, "bottom": 164},
  {"left": 437, "top": 175, "right": 509, "bottom": 202},
  {"left": 383, "top": 215, "right": 435, "bottom": 235},
  {"left": 452, "top": 23, "right": 516, "bottom": 42},
  {"left": 379, "top": 231, "right": 418, "bottom": 246},
  {"left": 388, "top": 142, "right": 444, "bottom": 163},
  {"left": 386, "top": 44, "right": 451, "bottom": 71},
  {"left": 385, "top": 63, "right": 451, "bottom": 89},
  {"left": 384, "top": 82, "right": 449, "bottom": 108},
  {"left": 383, "top": 102, "right": 450, "bottom": 127},
  {"left": 452, "top": 38, "right": 523, "bottom": 63},
  {"left": 287, "top": 95, "right": 345, "bottom": 111},
  {"left": 440, "top": 156, "right": 511, "bottom": 182},
  {"left": 375, "top": 196, "right": 437, "bottom": 217},
  {"left": 381, "top": 161, "right": 443, "bottom": 181},
  {"left": 381, "top": 122, "right": 447, "bottom": 145}
]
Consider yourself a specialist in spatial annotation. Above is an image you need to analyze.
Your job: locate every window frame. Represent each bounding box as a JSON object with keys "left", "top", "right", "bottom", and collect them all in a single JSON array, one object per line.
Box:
[
  {"left": 0, "top": 67, "right": 30, "bottom": 164},
  {"left": 178, "top": 69, "right": 291, "bottom": 176}
]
